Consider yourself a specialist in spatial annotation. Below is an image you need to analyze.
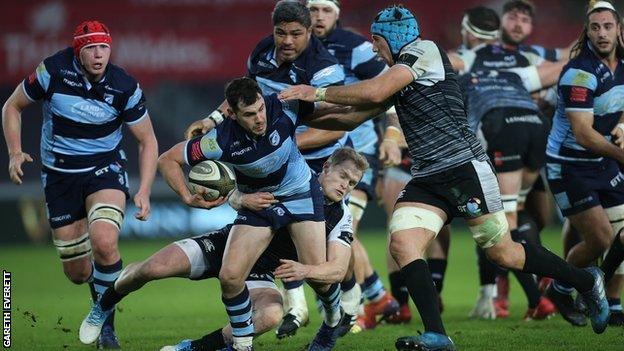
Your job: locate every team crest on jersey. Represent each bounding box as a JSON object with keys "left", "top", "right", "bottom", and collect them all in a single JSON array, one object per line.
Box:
[
  {"left": 104, "top": 93, "right": 114, "bottom": 104},
  {"left": 269, "top": 130, "right": 280, "bottom": 146},
  {"left": 273, "top": 207, "right": 285, "bottom": 216}
]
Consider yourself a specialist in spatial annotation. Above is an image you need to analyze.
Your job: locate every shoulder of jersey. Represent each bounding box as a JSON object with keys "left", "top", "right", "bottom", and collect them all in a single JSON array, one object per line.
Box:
[
  {"left": 309, "top": 36, "right": 338, "bottom": 60},
  {"left": 42, "top": 47, "right": 74, "bottom": 76},
  {"left": 248, "top": 35, "right": 275, "bottom": 63},
  {"left": 105, "top": 63, "right": 139, "bottom": 93},
  {"left": 332, "top": 28, "right": 368, "bottom": 48}
]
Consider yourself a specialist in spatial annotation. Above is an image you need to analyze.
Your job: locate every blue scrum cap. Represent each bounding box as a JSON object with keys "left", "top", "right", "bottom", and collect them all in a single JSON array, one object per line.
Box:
[{"left": 371, "top": 5, "right": 420, "bottom": 58}]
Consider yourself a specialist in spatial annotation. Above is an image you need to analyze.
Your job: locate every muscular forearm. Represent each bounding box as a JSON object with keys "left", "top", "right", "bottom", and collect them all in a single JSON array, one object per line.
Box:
[
  {"left": 158, "top": 157, "right": 193, "bottom": 201},
  {"left": 304, "top": 260, "right": 347, "bottom": 284},
  {"left": 577, "top": 129, "right": 624, "bottom": 164},
  {"left": 136, "top": 136, "right": 158, "bottom": 194},
  {"left": 2, "top": 104, "right": 23, "bottom": 155},
  {"left": 325, "top": 81, "right": 385, "bottom": 106},
  {"left": 296, "top": 129, "right": 345, "bottom": 150},
  {"left": 306, "top": 104, "right": 388, "bottom": 131}
]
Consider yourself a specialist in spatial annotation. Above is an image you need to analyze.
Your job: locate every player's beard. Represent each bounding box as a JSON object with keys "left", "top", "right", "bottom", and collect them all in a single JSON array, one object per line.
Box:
[{"left": 501, "top": 29, "right": 524, "bottom": 47}]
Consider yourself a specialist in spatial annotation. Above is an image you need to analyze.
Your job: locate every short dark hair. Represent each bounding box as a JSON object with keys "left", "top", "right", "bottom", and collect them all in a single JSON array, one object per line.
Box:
[
  {"left": 502, "top": 0, "right": 536, "bottom": 19},
  {"left": 466, "top": 6, "right": 500, "bottom": 32},
  {"left": 225, "top": 77, "right": 262, "bottom": 112},
  {"left": 272, "top": 0, "right": 311, "bottom": 28}
]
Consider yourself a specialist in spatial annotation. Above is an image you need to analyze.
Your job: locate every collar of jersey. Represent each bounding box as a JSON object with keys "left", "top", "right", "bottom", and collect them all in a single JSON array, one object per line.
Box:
[{"left": 72, "top": 57, "right": 107, "bottom": 89}]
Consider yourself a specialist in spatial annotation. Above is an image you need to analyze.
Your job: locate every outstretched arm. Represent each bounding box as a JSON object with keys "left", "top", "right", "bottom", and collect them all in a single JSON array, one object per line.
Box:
[
  {"left": 299, "top": 101, "right": 390, "bottom": 131},
  {"left": 279, "top": 65, "right": 413, "bottom": 106}
]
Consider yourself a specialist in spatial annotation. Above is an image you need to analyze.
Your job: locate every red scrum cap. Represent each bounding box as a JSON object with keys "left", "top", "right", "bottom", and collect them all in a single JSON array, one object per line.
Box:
[{"left": 72, "top": 20, "right": 112, "bottom": 57}]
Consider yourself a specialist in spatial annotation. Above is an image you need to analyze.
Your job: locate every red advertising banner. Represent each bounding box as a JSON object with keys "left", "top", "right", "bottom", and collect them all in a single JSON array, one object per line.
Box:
[{"left": 0, "top": 0, "right": 583, "bottom": 86}]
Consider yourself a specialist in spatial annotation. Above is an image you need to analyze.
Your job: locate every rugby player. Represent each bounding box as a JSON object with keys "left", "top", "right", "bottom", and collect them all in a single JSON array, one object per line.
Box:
[
  {"left": 79, "top": 147, "right": 366, "bottom": 351},
  {"left": 279, "top": 5, "right": 610, "bottom": 350},
  {"left": 306, "top": 0, "right": 402, "bottom": 332},
  {"left": 1, "top": 20, "right": 158, "bottom": 349},
  {"left": 545, "top": 0, "right": 624, "bottom": 328}
]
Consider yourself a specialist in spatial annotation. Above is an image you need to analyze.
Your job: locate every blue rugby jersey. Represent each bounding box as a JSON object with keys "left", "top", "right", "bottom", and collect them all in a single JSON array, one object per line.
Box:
[
  {"left": 320, "top": 28, "right": 387, "bottom": 155},
  {"left": 547, "top": 43, "right": 624, "bottom": 163},
  {"left": 22, "top": 47, "right": 147, "bottom": 172},
  {"left": 185, "top": 94, "right": 315, "bottom": 197},
  {"left": 457, "top": 44, "right": 540, "bottom": 132},
  {"left": 247, "top": 35, "right": 347, "bottom": 161}
]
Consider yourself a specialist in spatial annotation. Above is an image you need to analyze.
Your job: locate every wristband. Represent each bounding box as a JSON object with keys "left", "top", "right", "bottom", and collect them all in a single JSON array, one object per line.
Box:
[
  {"left": 207, "top": 110, "right": 225, "bottom": 125},
  {"left": 384, "top": 126, "right": 402, "bottom": 143},
  {"left": 315, "top": 87, "right": 327, "bottom": 102},
  {"left": 617, "top": 123, "right": 624, "bottom": 134}
]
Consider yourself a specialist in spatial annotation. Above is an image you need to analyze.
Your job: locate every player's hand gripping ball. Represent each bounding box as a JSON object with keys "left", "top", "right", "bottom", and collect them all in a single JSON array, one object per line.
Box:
[{"left": 188, "top": 160, "right": 236, "bottom": 201}]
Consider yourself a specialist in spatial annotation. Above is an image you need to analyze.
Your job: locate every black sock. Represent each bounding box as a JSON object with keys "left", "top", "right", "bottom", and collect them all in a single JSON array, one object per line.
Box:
[
  {"left": 401, "top": 259, "right": 445, "bottom": 334},
  {"left": 511, "top": 270, "right": 541, "bottom": 308},
  {"left": 389, "top": 271, "right": 409, "bottom": 305},
  {"left": 521, "top": 243, "right": 593, "bottom": 293},
  {"left": 601, "top": 231, "right": 624, "bottom": 283},
  {"left": 427, "top": 258, "right": 447, "bottom": 293},
  {"left": 341, "top": 274, "right": 356, "bottom": 292},
  {"left": 100, "top": 286, "right": 127, "bottom": 311},
  {"left": 477, "top": 246, "right": 498, "bottom": 286},
  {"left": 509, "top": 229, "right": 541, "bottom": 308},
  {"left": 518, "top": 210, "right": 542, "bottom": 246},
  {"left": 191, "top": 328, "right": 225, "bottom": 351}
]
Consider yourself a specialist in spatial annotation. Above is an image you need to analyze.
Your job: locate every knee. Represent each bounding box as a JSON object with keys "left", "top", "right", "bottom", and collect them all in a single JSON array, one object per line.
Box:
[
  {"left": 63, "top": 261, "right": 92, "bottom": 285},
  {"left": 264, "top": 305, "right": 284, "bottom": 329},
  {"left": 90, "top": 233, "right": 119, "bottom": 262},
  {"left": 219, "top": 267, "right": 244, "bottom": 290}
]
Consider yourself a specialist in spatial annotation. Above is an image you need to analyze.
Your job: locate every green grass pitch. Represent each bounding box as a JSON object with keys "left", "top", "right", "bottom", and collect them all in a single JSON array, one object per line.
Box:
[{"left": 2, "top": 228, "right": 624, "bottom": 350}]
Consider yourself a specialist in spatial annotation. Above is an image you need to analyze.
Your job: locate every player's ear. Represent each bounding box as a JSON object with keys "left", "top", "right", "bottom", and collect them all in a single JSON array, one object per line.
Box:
[{"left": 226, "top": 107, "right": 236, "bottom": 119}]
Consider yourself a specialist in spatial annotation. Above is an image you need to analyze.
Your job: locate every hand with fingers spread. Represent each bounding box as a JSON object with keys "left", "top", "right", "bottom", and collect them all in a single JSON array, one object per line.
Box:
[
  {"left": 274, "top": 259, "right": 311, "bottom": 282},
  {"left": 8, "top": 151, "right": 33, "bottom": 185},
  {"left": 278, "top": 85, "right": 318, "bottom": 102}
]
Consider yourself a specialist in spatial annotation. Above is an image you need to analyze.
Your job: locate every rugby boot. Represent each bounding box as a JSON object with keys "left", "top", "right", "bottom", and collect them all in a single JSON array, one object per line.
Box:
[
  {"left": 97, "top": 324, "right": 121, "bottom": 349},
  {"left": 387, "top": 303, "right": 412, "bottom": 324},
  {"left": 276, "top": 308, "right": 309, "bottom": 338},
  {"left": 395, "top": 332, "right": 456, "bottom": 351},
  {"left": 545, "top": 284, "right": 587, "bottom": 327},
  {"left": 495, "top": 274, "right": 510, "bottom": 310},
  {"left": 335, "top": 312, "right": 356, "bottom": 337},
  {"left": 579, "top": 267, "right": 609, "bottom": 334},
  {"left": 524, "top": 297, "right": 556, "bottom": 321},
  {"left": 358, "top": 293, "right": 400, "bottom": 329},
  {"left": 79, "top": 300, "right": 114, "bottom": 344},
  {"left": 308, "top": 321, "right": 341, "bottom": 351},
  {"left": 159, "top": 339, "right": 192, "bottom": 351}
]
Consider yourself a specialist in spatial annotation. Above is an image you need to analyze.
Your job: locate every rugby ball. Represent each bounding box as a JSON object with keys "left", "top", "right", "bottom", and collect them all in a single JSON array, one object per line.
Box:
[{"left": 188, "top": 160, "right": 236, "bottom": 201}]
